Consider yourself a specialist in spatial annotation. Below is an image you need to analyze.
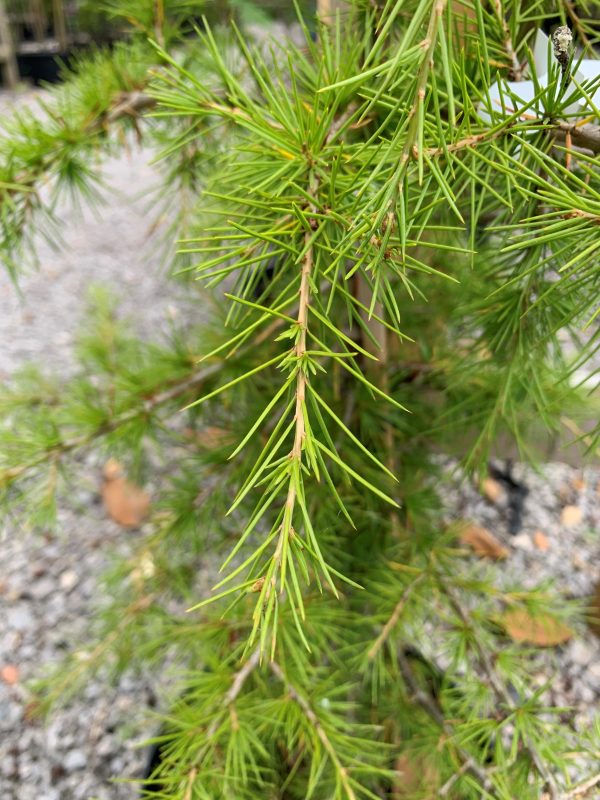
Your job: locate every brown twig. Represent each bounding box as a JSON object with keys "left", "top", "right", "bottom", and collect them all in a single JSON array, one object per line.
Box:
[
  {"left": 554, "top": 121, "right": 600, "bottom": 155},
  {"left": 0, "top": 316, "right": 286, "bottom": 489},
  {"left": 0, "top": 360, "right": 223, "bottom": 487},
  {"left": 270, "top": 99, "right": 359, "bottom": 600},
  {"left": 492, "top": 0, "right": 523, "bottom": 81},
  {"left": 562, "top": 1, "right": 592, "bottom": 51},
  {"left": 180, "top": 646, "right": 261, "bottom": 793},
  {"left": 440, "top": 578, "right": 560, "bottom": 799},
  {"left": 562, "top": 208, "right": 600, "bottom": 224},
  {"left": 182, "top": 767, "right": 197, "bottom": 800},
  {"left": 107, "top": 91, "right": 157, "bottom": 123},
  {"left": 154, "top": 0, "right": 165, "bottom": 48},
  {"left": 270, "top": 661, "right": 357, "bottom": 800},
  {"left": 564, "top": 771, "right": 600, "bottom": 799},
  {"left": 367, "top": 573, "right": 425, "bottom": 661},
  {"left": 396, "top": 649, "right": 495, "bottom": 796},
  {"left": 402, "top": 0, "right": 449, "bottom": 166},
  {"left": 206, "top": 646, "right": 261, "bottom": 740},
  {"left": 270, "top": 169, "right": 319, "bottom": 592}
]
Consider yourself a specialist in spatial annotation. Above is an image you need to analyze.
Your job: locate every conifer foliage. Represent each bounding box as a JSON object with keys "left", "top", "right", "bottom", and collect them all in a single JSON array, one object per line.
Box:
[{"left": 1, "top": 1, "right": 600, "bottom": 798}]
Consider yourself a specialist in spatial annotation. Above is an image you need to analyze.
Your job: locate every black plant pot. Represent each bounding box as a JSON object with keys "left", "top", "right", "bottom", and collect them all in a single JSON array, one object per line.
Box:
[
  {"left": 15, "top": 40, "right": 90, "bottom": 86},
  {"left": 141, "top": 739, "right": 167, "bottom": 797},
  {"left": 17, "top": 50, "right": 71, "bottom": 85}
]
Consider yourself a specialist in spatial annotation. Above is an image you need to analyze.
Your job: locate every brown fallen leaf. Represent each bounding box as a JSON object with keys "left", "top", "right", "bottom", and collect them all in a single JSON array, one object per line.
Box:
[
  {"left": 572, "top": 475, "right": 586, "bottom": 492},
  {"left": 501, "top": 609, "right": 573, "bottom": 646},
  {"left": 558, "top": 483, "right": 572, "bottom": 504},
  {"left": 393, "top": 752, "right": 440, "bottom": 799},
  {"left": 533, "top": 530, "right": 550, "bottom": 552},
  {"left": 23, "top": 700, "right": 43, "bottom": 722},
  {"left": 1, "top": 664, "right": 19, "bottom": 685},
  {"left": 183, "top": 426, "right": 232, "bottom": 450},
  {"left": 481, "top": 477, "right": 504, "bottom": 504},
  {"left": 102, "top": 458, "right": 150, "bottom": 529},
  {"left": 587, "top": 581, "right": 600, "bottom": 639},
  {"left": 201, "top": 426, "right": 232, "bottom": 449},
  {"left": 459, "top": 524, "right": 509, "bottom": 560},
  {"left": 561, "top": 505, "right": 583, "bottom": 527}
]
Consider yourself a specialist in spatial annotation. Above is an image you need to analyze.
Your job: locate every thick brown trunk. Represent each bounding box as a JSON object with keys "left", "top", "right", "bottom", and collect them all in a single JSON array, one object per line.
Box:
[
  {"left": 52, "top": 0, "right": 67, "bottom": 51},
  {"left": 0, "top": 0, "right": 18, "bottom": 89},
  {"left": 319, "top": 0, "right": 388, "bottom": 364},
  {"left": 317, "top": 0, "right": 347, "bottom": 24},
  {"left": 318, "top": 0, "right": 398, "bottom": 526}
]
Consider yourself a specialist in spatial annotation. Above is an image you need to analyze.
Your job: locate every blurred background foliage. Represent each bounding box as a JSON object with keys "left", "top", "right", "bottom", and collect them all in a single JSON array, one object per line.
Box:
[{"left": 5, "top": 0, "right": 314, "bottom": 47}]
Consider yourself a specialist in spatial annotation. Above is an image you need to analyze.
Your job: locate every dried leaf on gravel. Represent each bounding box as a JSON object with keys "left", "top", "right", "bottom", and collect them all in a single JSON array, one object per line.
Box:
[
  {"left": 101, "top": 458, "right": 150, "bottom": 529},
  {"left": 1, "top": 664, "right": 20, "bottom": 685},
  {"left": 459, "top": 524, "right": 509, "bottom": 560},
  {"left": 481, "top": 477, "right": 504, "bottom": 504},
  {"left": 533, "top": 531, "right": 550, "bottom": 551},
  {"left": 561, "top": 505, "right": 583, "bottom": 527},
  {"left": 393, "top": 752, "right": 440, "bottom": 798},
  {"left": 588, "top": 581, "right": 600, "bottom": 639},
  {"left": 200, "top": 426, "right": 232, "bottom": 449},
  {"left": 501, "top": 609, "right": 573, "bottom": 646},
  {"left": 184, "top": 426, "right": 231, "bottom": 449}
]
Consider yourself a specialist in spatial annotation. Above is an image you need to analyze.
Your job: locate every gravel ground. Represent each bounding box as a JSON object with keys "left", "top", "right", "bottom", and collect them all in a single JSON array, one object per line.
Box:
[
  {"left": 0, "top": 89, "right": 194, "bottom": 800},
  {"left": 0, "top": 95, "right": 196, "bottom": 376},
  {"left": 1, "top": 87, "right": 599, "bottom": 799},
  {"left": 0, "top": 503, "right": 155, "bottom": 800},
  {"left": 438, "top": 458, "right": 600, "bottom": 732}
]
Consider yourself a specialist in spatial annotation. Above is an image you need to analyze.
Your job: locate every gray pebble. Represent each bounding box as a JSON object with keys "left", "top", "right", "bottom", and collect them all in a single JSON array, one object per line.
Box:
[
  {"left": 511, "top": 532, "right": 533, "bottom": 551},
  {"left": 59, "top": 570, "right": 79, "bottom": 592},
  {"left": 0, "top": 756, "right": 16, "bottom": 777},
  {"left": 45, "top": 721, "right": 63, "bottom": 752},
  {"left": 95, "top": 739, "right": 116, "bottom": 758},
  {"left": 577, "top": 685, "right": 596, "bottom": 705},
  {"left": 568, "top": 639, "right": 596, "bottom": 666},
  {"left": 586, "top": 662, "right": 600, "bottom": 690},
  {"left": 63, "top": 750, "right": 87, "bottom": 772},
  {"left": 6, "top": 606, "right": 34, "bottom": 631},
  {"left": 110, "top": 757, "right": 125, "bottom": 773},
  {"left": 0, "top": 700, "right": 22, "bottom": 732},
  {"left": 30, "top": 578, "right": 56, "bottom": 601}
]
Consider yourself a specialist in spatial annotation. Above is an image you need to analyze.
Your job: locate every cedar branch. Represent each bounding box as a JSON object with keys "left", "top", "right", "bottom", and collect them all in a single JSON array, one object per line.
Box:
[
  {"left": 440, "top": 578, "right": 560, "bottom": 799},
  {"left": 396, "top": 648, "right": 495, "bottom": 796},
  {"left": 0, "top": 319, "right": 284, "bottom": 488},
  {"left": 367, "top": 573, "right": 425, "bottom": 660},
  {"left": 270, "top": 660, "right": 357, "bottom": 800},
  {"left": 492, "top": 0, "right": 523, "bottom": 81}
]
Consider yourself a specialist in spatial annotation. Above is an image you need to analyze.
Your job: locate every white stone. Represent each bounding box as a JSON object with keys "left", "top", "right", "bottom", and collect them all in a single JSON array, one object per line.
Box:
[
  {"left": 31, "top": 578, "right": 55, "bottom": 601},
  {"left": 569, "top": 640, "right": 596, "bottom": 666},
  {"left": 62, "top": 749, "right": 87, "bottom": 772},
  {"left": 578, "top": 685, "right": 596, "bottom": 704},
  {"left": 512, "top": 533, "right": 533, "bottom": 551},
  {"left": 59, "top": 570, "right": 79, "bottom": 592},
  {"left": 6, "top": 606, "right": 34, "bottom": 631}
]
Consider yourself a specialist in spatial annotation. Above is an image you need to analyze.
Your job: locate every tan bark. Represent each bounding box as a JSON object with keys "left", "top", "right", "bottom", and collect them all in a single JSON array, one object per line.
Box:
[
  {"left": 317, "top": 0, "right": 347, "bottom": 25},
  {"left": 0, "top": 0, "right": 18, "bottom": 89},
  {"left": 52, "top": 0, "right": 67, "bottom": 51}
]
